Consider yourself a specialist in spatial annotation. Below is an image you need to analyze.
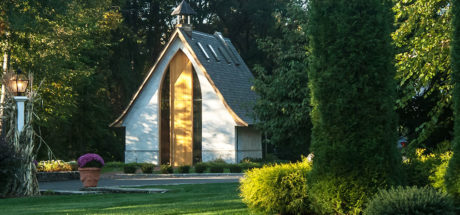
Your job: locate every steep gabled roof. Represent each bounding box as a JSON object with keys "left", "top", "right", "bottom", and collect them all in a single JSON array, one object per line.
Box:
[
  {"left": 171, "top": 0, "right": 197, "bottom": 15},
  {"left": 110, "top": 28, "right": 257, "bottom": 127}
]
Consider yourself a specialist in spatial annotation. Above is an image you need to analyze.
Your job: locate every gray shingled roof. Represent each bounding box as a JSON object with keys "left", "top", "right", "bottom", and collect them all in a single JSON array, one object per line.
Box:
[
  {"left": 171, "top": 0, "right": 197, "bottom": 15},
  {"left": 179, "top": 29, "right": 257, "bottom": 125}
]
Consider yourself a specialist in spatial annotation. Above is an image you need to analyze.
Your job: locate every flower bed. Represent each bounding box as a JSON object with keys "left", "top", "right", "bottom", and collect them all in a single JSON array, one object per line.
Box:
[{"left": 36, "top": 171, "right": 80, "bottom": 182}]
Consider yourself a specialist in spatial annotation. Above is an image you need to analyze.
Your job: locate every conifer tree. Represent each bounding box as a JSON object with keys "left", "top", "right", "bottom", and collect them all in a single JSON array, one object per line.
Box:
[
  {"left": 446, "top": 0, "right": 460, "bottom": 200},
  {"left": 307, "top": 0, "right": 402, "bottom": 213}
]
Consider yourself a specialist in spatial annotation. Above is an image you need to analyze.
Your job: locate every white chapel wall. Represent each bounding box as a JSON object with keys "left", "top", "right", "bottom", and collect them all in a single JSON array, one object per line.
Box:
[{"left": 236, "top": 126, "right": 262, "bottom": 163}]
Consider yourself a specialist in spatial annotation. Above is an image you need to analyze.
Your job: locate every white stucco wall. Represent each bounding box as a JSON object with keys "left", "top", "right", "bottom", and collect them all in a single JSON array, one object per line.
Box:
[
  {"left": 123, "top": 37, "right": 238, "bottom": 164},
  {"left": 236, "top": 126, "right": 262, "bottom": 162}
]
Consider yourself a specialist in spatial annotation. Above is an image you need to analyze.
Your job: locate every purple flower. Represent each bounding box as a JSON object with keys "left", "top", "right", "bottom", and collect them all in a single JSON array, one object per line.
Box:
[
  {"left": 33, "top": 160, "right": 38, "bottom": 166},
  {"left": 77, "top": 153, "right": 105, "bottom": 168}
]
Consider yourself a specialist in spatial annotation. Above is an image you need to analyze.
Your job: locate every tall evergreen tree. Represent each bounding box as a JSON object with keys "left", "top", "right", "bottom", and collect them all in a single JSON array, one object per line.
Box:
[
  {"left": 307, "top": 0, "right": 402, "bottom": 214},
  {"left": 446, "top": 0, "right": 460, "bottom": 200}
]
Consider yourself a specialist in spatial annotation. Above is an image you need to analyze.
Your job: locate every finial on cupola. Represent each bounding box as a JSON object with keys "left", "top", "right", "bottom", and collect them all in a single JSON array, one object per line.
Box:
[{"left": 172, "top": 0, "right": 197, "bottom": 34}]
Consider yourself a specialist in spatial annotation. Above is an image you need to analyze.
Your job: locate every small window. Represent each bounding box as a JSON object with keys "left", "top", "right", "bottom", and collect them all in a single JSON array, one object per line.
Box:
[
  {"left": 197, "top": 42, "right": 210, "bottom": 60},
  {"left": 228, "top": 46, "right": 240, "bottom": 65},
  {"left": 208, "top": 45, "right": 220, "bottom": 61}
]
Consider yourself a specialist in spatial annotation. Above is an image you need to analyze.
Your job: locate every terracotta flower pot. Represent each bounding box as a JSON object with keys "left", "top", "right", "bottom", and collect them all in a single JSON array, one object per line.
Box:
[{"left": 78, "top": 167, "right": 101, "bottom": 187}]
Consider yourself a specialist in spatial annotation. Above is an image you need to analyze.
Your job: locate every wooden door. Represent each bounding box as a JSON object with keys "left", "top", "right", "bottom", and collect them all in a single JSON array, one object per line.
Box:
[{"left": 169, "top": 51, "right": 193, "bottom": 166}]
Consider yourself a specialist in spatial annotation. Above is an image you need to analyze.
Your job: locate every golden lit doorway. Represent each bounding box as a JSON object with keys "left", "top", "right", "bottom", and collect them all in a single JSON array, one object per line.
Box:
[{"left": 160, "top": 51, "right": 201, "bottom": 166}]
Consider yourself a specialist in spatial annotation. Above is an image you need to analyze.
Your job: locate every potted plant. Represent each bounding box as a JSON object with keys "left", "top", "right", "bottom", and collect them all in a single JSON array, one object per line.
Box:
[{"left": 77, "top": 153, "right": 105, "bottom": 187}]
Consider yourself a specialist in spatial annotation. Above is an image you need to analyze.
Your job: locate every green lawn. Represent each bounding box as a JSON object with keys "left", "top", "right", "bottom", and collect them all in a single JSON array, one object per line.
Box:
[{"left": 0, "top": 183, "right": 251, "bottom": 215}]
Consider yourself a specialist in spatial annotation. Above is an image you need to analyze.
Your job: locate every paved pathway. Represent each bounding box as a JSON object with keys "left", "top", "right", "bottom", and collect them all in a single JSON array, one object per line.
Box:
[{"left": 39, "top": 175, "right": 242, "bottom": 191}]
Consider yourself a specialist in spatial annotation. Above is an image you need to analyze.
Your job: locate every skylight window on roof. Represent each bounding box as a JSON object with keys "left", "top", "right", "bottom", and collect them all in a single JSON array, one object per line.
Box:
[
  {"left": 228, "top": 45, "right": 240, "bottom": 65},
  {"left": 197, "top": 42, "right": 210, "bottom": 60},
  {"left": 218, "top": 47, "right": 232, "bottom": 64},
  {"left": 207, "top": 45, "right": 220, "bottom": 61}
]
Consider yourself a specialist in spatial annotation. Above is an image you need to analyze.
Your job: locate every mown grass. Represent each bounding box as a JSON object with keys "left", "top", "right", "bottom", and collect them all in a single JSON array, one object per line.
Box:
[{"left": 0, "top": 183, "right": 249, "bottom": 215}]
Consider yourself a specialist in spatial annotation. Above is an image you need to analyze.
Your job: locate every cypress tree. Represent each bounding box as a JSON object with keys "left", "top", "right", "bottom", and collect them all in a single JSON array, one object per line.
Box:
[
  {"left": 307, "top": 0, "right": 402, "bottom": 214},
  {"left": 446, "top": 0, "right": 460, "bottom": 200}
]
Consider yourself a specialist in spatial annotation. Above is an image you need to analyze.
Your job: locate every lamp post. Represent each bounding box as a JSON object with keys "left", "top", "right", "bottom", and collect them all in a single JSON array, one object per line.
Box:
[{"left": 7, "top": 69, "right": 29, "bottom": 132}]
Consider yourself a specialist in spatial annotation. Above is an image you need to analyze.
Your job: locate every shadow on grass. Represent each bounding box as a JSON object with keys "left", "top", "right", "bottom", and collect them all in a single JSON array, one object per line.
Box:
[{"left": 0, "top": 183, "right": 250, "bottom": 215}]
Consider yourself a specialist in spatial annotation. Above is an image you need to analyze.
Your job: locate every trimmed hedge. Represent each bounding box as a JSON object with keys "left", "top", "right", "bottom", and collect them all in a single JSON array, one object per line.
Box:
[
  {"left": 364, "top": 186, "right": 455, "bottom": 215},
  {"left": 240, "top": 160, "right": 312, "bottom": 215},
  {"left": 229, "top": 164, "right": 242, "bottom": 173},
  {"left": 239, "top": 161, "right": 262, "bottom": 171},
  {"left": 123, "top": 163, "right": 137, "bottom": 173},
  {"left": 209, "top": 165, "right": 224, "bottom": 173},
  {"left": 160, "top": 165, "right": 173, "bottom": 174},
  {"left": 194, "top": 162, "right": 207, "bottom": 173},
  {"left": 141, "top": 164, "right": 155, "bottom": 174},
  {"left": 123, "top": 163, "right": 137, "bottom": 174},
  {"left": 178, "top": 165, "right": 190, "bottom": 173}
]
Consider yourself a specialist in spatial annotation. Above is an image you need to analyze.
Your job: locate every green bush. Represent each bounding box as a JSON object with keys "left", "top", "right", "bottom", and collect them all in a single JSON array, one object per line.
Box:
[
  {"left": 364, "top": 186, "right": 455, "bottom": 215},
  {"left": 123, "top": 163, "right": 137, "bottom": 174},
  {"left": 207, "top": 159, "right": 229, "bottom": 169},
  {"left": 240, "top": 160, "right": 312, "bottom": 215},
  {"left": 178, "top": 165, "right": 190, "bottom": 173},
  {"left": 307, "top": 0, "right": 402, "bottom": 213},
  {"left": 104, "top": 162, "right": 125, "bottom": 168},
  {"left": 160, "top": 165, "right": 173, "bottom": 174},
  {"left": 140, "top": 163, "right": 155, "bottom": 174},
  {"left": 194, "top": 163, "right": 207, "bottom": 173},
  {"left": 239, "top": 161, "right": 262, "bottom": 171},
  {"left": 209, "top": 165, "right": 224, "bottom": 173},
  {"left": 403, "top": 149, "right": 452, "bottom": 191},
  {"left": 229, "top": 164, "right": 242, "bottom": 173}
]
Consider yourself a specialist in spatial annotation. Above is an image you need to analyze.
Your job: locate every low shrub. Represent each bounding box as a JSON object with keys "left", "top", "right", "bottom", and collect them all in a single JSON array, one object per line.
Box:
[
  {"left": 240, "top": 159, "right": 312, "bottom": 215},
  {"left": 178, "top": 165, "right": 190, "bottom": 173},
  {"left": 239, "top": 161, "right": 262, "bottom": 171},
  {"left": 37, "top": 160, "right": 72, "bottom": 172},
  {"left": 364, "top": 186, "right": 455, "bottom": 215},
  {"left": 207, "top": 158, "right": 229, "bottom": 169},
  {"left": 403, "top": 148, "right": 452, "bottom": 190},
  {"left": 209, "top": 165, "right": 224, "bottom": 173},
  {"left": 194, "top": 163, "right": 207, "bottom": 173},
  {"left": 207, "top": 159, "right": 229, "bottom": 173},
  {"left": 430, "top": 151, "right": 451, "bottom": 192},
  {"left": 229, "top": 164, "right": 242, "bottom": 173},
  {"left": 141, "top": 163, "right": 155, "bottom": 174},
  {"left": 124, "top": 163, "right": 138, "bottom": 174},
  {"left": 104, "top": 162, "right": 125, "bottom": 168},
  {"left": 161, "top": 165, "right": 173, "bottom": 174}
]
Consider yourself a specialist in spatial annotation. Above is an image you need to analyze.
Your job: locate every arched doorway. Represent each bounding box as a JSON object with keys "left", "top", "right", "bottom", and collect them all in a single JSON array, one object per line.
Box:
[{"left": 160, "top": 51, "right": 201, "bottom": 166}]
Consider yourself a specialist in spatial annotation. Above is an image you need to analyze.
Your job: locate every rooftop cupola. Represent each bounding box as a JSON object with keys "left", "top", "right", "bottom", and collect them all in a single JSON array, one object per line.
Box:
[{"left": 172, "top": 0, "right": 196, "bottom": 35}]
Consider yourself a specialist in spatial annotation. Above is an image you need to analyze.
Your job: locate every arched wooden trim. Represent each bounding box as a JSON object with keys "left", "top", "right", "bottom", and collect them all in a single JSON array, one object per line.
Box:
[{"left": 110, "top": 29, "right": 249, "bottom": 127}]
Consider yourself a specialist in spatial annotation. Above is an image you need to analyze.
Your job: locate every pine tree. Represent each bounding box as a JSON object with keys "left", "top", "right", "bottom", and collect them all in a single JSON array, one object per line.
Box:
[
  {"left": 446, "top": 0, "right": 460, "bottom": 200},
  {"left": 307, "top": 0, "right": 402, "bottom": 213}
]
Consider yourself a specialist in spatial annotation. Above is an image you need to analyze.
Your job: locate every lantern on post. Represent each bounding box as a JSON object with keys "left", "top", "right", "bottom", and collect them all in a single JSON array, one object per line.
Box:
[{"left": 6, "top": 69, "right": 29, "bottom": 132}]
